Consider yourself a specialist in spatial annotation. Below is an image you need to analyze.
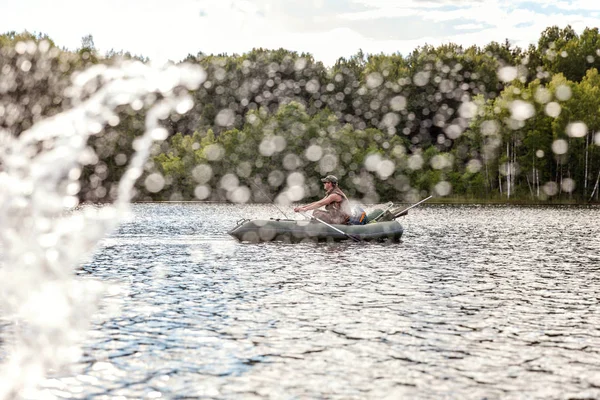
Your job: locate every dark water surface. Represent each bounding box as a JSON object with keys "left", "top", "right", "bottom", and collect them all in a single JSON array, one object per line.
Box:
[{"left": 34, "top": 204, "right": 600, "bottom": 398}]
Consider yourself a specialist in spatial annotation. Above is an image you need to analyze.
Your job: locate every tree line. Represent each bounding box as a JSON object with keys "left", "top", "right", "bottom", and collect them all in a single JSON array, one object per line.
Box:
[{"left": 1, "top": 26, "right": 599, "bottom": 204}]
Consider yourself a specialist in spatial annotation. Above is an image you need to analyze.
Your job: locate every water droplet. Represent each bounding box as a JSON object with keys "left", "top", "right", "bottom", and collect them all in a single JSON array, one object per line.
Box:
[
  {"left": 228, "top": 186, "right": 251, "bottom": 203},
  {"left": 408, "top": 154, "right": 424, "bottom": 170},
  {"left": 545, "top": 102, "right": 561, "bottom": 117},
  {"left": 458, "top": 101, "right": 478, "bottom": 119},
  {"left": 215, "top": 109, "right": 234, "bottom": 126},
  {"left": 390, "top": 96, "right": 407, "bottom": 111},
  {"left": 144, "top": 173, "right": 165, "bottom": 193},
  {"left": 466, "top": 159, "right": 482, "bottom": 173},
  {"left": 434, "top": 181, "right": 451, "bottom": 196},
  {"left": 376, "top": 159, "right": 395, "bottom": 179},
  {"left": 192, "top": 164, "right": 213, "bottom": 184},
  {"left": 510, "top": 100, "right": 535, "bottom": 121},
  {"left": 305, "top": 79, "right": 320, "bottom": 94},
  {"left": 566, "top": 122, "right": 587, "bottom": 138},
  {"left": 498, "top": 66, "right": 518, "bottom": 82},
  {"left": 534, "top": 87, "right": 552, "bottom": 104},
  {"left": 294, "top": 58, "right": 307, "bottom": 71},
  {"left": 220, "top": 173, "right": 239, "bottom": 191},
  {"left": 203, "top": 144, "right": 224, "bottom": 161},
  {"left": 175, "top": 97, "right": 194, "bottom": 114},
  {"left": 552, "top": 139, "right": 568, "bottom": 155},
  {"left": 413, "top": 71, "right": 430, "bottom": 87},
  {"left": 150, "top": 128, "right": 168, "bottom": 141},
  {"left": 555, "top": 84, "right": 572, "bottom": 101},
  {"left": 481, "top": 120, "right": 499, "bottom": 136},
  {"left": 366, "top": 72, "right": 383, "bottom": 89},
  {"left": 319, "top": 154, "right": 338, "bottom": 173},
  {"left": 194, "top": 185, "right": 211, "bottom": 200},
  {"left": 305, "top": 145, "right": 323, "bottom": 161},
  {"left": 543, "top": 181, "right": 559, "bottom": 196},
  {"left": 561, "top": 178, "right": 575, "bottom": 193}
]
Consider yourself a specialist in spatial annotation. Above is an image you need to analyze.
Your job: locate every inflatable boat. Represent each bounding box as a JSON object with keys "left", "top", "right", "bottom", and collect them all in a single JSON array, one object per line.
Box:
[
  {"left": 228, "top": 196, "right": 431, "bottom": 243},
  {"left": 228, "top": 218, "right": 403, "bottom": 243}
]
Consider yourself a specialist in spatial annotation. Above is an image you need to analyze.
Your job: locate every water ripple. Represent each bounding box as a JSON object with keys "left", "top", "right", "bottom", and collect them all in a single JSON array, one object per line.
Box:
[{"left": 6, "top": 203, "right": 600, "bottom": 399}]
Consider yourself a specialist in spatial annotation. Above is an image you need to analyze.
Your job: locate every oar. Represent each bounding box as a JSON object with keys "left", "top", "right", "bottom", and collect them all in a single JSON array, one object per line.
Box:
[
  {"left": 392, "top": 195, "right": 433, "bottom": 218},
  {"left": 300, "top": 212, "right": 361, "bottom": 242}
]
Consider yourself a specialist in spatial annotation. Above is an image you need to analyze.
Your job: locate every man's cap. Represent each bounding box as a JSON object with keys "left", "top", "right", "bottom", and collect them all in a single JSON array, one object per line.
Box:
[{"left": 321, "top": 175, "right": 338, "bottom": 184}]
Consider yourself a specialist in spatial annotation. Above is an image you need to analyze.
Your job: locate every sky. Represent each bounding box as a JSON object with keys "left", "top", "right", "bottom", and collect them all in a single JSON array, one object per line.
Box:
[{"left": 2, "top": 0, "right": 600, "bottom": 66}]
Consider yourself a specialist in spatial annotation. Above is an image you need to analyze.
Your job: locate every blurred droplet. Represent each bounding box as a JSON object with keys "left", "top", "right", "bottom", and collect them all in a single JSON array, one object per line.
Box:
[
  {"left": 194, "top": 185, "right": 211, "bottom": 200},
  {"left": 364, "top": 153, "right": 382, "bottom": 171},
  {"left": 595, "top": 132, "right": 600, "bottom": 146},
  {"left": 192, "top": 164, "right": 213, "bottom": 184},
  {"left": 220, "top": 173, "right": 239, "bottom": 191},
  {"left": 458, "top": 101, "right": 477, "bottom": 119},
  {"left": 294, "top": 58, "right": 307, "bottom": 71},
  {"left": 407, "top": 154, "right": 424, "bottom": 170},
  {"left": 543, "top": 181, "right": 559, "bottom": 196},
  {"left": 203, "top": 144, "right": 224, "bottom": 161},
  {"left": 413, "top": 71, "right": 430, "bottom": 87},
  {"left": 510, "top": 100, "right": 535, "bottom": 121},
  {"left": 150, "top": 128, "right": 168, "bottom": 141},
  {"left": 215, "top": 109, "right": 235, "bottom": 126},
  {"left": 175, "top": 96, "right": 194, "bottom": 114},
  {"left": 381, "top": 112, "right": 400, "bottom": 128},
  {"left": 481, "top": 120, "right": 499, "bottom": 136},
  {"left": 561, "top": 178, "right": 575, "bottom": 193},
  {"left": 390, "top": 96, "right": 407, "bottom": 111},
  {"left": 466, "top": 159, "right": 482, "bottom": 173},
  {"left": 144, "top": 173, "right": 165, "bottom": 193},
  {"left": 377, "top": 159, "right": 395, "bottom": 179},
  {"left": 305, "top": 79, "right": 320, "bottom": 94},
  {"left": 319, "top": 154, "right": 338, "bottom": 173},
  {"left": 552, "top": 139, "right": 568, "bottom": 155},
  {"left": 534, "top": 87, "right": 552, "bottom": 104},
  {"left": 498, "top": 66, "right": 518, "bottom": 82},
  {"left": 431, "top": 154, "right": 453, "bottom": 170},
  {"left": 305, "top": 145, "right": 323, "bottom": 161},
  {"left": 287, "top": 171, "right": 305, "bottom": 187},
  {"left": 283, "top": 153, "right": 301, "bottom": 170},
  {"left": 259, "top": 137, "right": 279, "bottom": 156},
  {"left": 434, "top": 181, "right": 451, "bottom": 196},
  {"left": 445, "top": 124, "right": 463, "bottom": 139},
  {"left": 566, "top": 122, "right": 587, "bottom": 138},
  {"left": 228, "top": 186, "right": 251, "bottom": 203},
  {"left": 268, "top": 170, "right": 285, "bottom": 187},
  {"left": 536, "top": 150, "right": 545, "bottom": 158},
  {"left": 555, "top": 84, "right": 572, "bottom": 101},
  {"left": 366, "top": 72, "right": 383, "bottom": 89},
  {"left": 545, "top": 102, "right": 561, "bottom": 118}
]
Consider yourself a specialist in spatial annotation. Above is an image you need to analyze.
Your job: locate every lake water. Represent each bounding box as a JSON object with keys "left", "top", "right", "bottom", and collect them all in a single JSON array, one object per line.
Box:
[{"left": 3, "top": 203, "right": 600, "bottom": 399}]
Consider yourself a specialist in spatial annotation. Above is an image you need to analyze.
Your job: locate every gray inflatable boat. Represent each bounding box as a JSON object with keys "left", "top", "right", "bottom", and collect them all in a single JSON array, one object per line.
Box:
[{"left": 228, "top": 218, "right": 403, "bottom": 243}]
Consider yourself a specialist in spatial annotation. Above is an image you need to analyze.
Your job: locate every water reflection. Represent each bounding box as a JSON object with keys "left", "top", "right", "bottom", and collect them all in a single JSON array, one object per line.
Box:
[{"left": 3, "top": 203, "right": 600, "bottom": 399}]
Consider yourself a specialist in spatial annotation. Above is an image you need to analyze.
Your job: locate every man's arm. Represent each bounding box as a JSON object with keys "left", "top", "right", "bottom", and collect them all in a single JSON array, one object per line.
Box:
[{"left": 294, "top": 194, "right": 341, "bottom": 212}]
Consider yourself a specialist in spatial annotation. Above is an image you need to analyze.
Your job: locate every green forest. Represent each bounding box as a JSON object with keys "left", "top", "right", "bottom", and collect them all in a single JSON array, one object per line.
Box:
[{"left": 1, "top": 26, "right": 600, "bottom": 204}]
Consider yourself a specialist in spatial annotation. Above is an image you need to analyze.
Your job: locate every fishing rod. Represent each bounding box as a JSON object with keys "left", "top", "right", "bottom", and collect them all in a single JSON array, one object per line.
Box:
[
  {"left": 247, "top": 179, "right": 290, "bottom": 219},
  {"left": 372, "top": 195, "right": 433, "bottom": 222},
  {"left": 216, "top": 156, "right": 290, "bottom": 219},
  {"left": 393, "top": 195, "right": 433, "bottom": 217}
]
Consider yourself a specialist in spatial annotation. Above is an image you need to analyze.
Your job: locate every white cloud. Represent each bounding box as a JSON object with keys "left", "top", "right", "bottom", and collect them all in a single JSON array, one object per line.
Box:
[
  {"left": 2, "top": 0, "right": 600, "bottom": 67},
  {"left": 454, "top": 24, "right": 487, "bottom": 30}
]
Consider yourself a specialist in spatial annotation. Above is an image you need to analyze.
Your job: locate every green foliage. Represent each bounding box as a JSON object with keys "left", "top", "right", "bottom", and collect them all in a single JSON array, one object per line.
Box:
[{"left": 3, "top": 25, "right": 600, "bottom": 204}]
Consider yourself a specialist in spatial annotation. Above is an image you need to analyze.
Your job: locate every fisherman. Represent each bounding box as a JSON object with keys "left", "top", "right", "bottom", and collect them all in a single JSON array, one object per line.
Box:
[{"left": 293, "top": 175, "right": 352, "bottom": 224}]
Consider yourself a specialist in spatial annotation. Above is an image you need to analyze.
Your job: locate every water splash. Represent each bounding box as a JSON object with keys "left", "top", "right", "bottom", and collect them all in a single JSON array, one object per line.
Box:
[{"left": 0, "top": 59, "right": 205, "bottom": 398}]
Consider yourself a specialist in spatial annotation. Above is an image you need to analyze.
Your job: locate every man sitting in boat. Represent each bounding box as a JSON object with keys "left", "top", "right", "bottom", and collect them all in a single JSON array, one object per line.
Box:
[{"left": 293, "top": 175, "right": 352, "bottom": 224}]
